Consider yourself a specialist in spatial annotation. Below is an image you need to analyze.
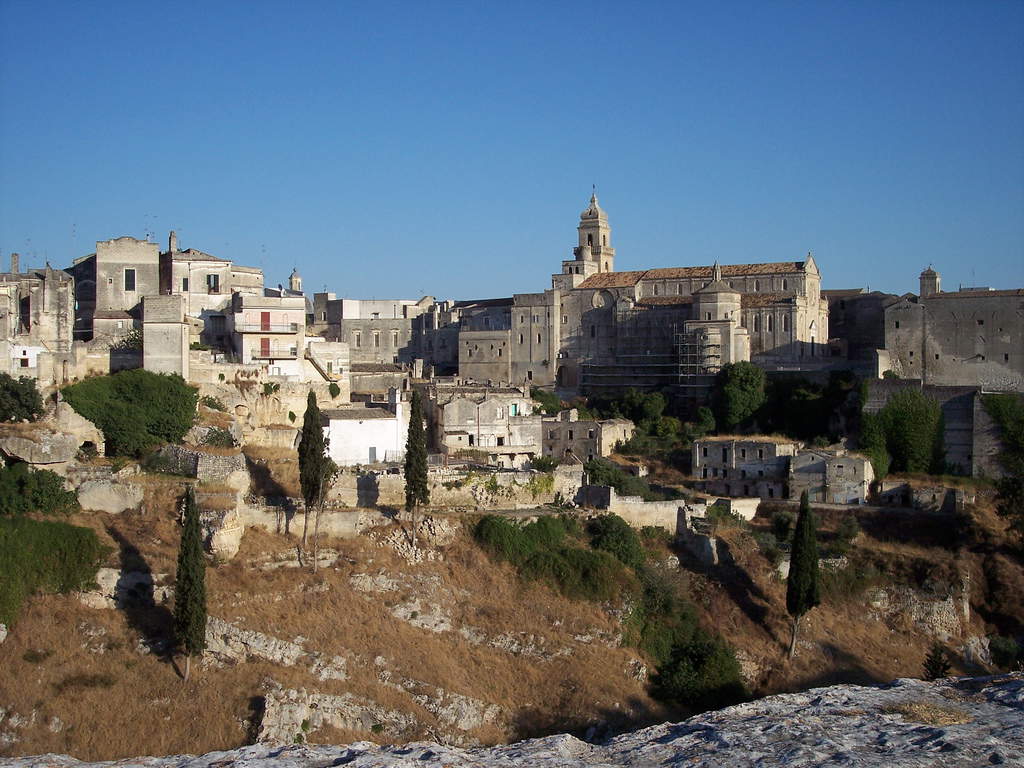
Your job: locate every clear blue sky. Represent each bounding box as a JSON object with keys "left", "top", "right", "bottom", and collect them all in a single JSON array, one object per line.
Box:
[{"left": 1, "top": 0, "right": 1021, "bottom": 299}]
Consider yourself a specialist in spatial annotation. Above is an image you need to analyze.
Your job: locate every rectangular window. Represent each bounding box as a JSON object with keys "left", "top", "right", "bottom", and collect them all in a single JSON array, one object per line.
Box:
[
  {"left": 511, "top": 403, "right": 519, "bottom": 416},
  {"left": 373, "top": 331, "right": 380, "bottom": 347},
  {"left": 124, "top": 269, "right": 136, "bottom": 292},
  {"left": 568, "top": 430, "right": 574, "bottom": 440},
  {"left": 537, "top": 333, "right": 542, "bottom": 344},
  {"left": 702, "top": 447, "right": 708, "bottom": 457},
  {"left": 206, "top": 273, "right": 220, "bottom": 293},
  {"left": 496, "top": 408, "right": 504, "bottom": 419},
  {"left": 549, "top": 430, "right": 556, "bottom": 439},
  {"left": 895, "top": 321, "right": 900, "bottom": 329},
  {"left": 392, "top": 331, "right": 399, "bottom": 347},
  {"left": 758, "top": 449, "right": 764, "bottom": 459},
  {"left": 354, "top": 331, "right": 361, "bottom": 348},
  {"left": 588, "top": 429, "right": 595, "bottom": 439},
  {"left": 182, "top": 277, "right": 189, "bottom": 292},
  {"left": 741, "top": 448, "right": 746, "bottom": 459},
  {"left": 590, "top": 325, "right": 596, "bottom": 338},
  {"left": 497, "top": 436, "right": 505, "bottom": 446},
  {"left": 561, "top": 315, "right": 567, "bottom": 324},
  {"left": 977, "top": 319, "right": 984, "bottom": 326}
]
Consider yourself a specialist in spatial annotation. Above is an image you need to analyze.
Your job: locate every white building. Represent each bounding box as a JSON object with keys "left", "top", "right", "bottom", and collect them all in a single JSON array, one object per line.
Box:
[{"left": 322, "top": 389, "right": 408, "bottom": 466}]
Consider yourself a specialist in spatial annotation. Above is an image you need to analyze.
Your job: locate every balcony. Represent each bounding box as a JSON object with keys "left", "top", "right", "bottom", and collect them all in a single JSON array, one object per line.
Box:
[
  {"left": 235, "top": 322, "right": 300, "bottom": 333},
  {"left": 252, "top": 346, "right": 298, "bottom": 359}
]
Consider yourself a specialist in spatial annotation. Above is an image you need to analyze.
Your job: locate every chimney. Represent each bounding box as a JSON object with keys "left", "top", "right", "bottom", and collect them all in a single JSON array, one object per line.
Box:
[
  {"left": 169, "top": 230, "right": 178, "bottom": 253},
  {"left": 10, "top": 253, "right": 19, "bottom": 273}
]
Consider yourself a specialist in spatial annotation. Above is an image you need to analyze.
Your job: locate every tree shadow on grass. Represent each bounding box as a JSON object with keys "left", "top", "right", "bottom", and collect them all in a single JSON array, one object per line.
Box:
[{"left": 105, "top": 524, "right": 175, "bottom": 663}]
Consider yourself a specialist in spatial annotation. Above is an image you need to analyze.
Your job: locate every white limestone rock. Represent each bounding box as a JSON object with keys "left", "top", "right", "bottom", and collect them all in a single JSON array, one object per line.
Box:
[
  {"left": 77, "top": 479, "right": 143, "bottom": 513},
  {"left": 6, "top": 675, "right": 1022, "bottom": 767}
]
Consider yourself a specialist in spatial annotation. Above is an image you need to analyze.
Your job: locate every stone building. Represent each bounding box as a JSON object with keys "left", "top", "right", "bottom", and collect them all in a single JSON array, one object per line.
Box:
[
  {"left": 691, "top": 435, "right": 799, "bottom": 499},
  {"left": 789, "top": 448, "right": 874, "bottom": 504},
  {"left": 229, "top": 292, "right": 306, "bottom": 378},
  {"left": 884, "top": 267, "right": 1022, "bottom": 391},
  {"left": 541, "top": 409, "right": 635, "bottom": 463},
  {"left": 142, "top": 295, "right": 189, "bottom": 379},
  {"left": 317, "top": 296, "right": 435, "bottom": 366},
  {"left": 420, "top": 381, "right": 541, "bottom": 468},
  {"left": 823, "top": 288, "right": 901, "bottom": 371},
  {"left": 322, "top": 388, "right": 407, "bottom": 466},
  {"left": 455, "top": 194, "right": 830, "bottom": 395},
  {"left": 0, "top": 254, "right": 77, "bottom": 386},
  {"left": 66, "top": 236, "right": 161, "bottom": 344}
]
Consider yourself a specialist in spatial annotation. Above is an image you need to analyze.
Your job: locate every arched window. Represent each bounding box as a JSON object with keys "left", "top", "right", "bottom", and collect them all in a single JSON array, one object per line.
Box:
[
  {"left": 783, "top": 315, "right": 789, "bottom": 332},
  {"left": 754, "top": 316, "right": 761, "bottom": 332},
  {"left": 767, "top": 316, "right": 773, "bottom": 332},
  {"left": 587, "top": 234, "right": 593, "bottom": 246},
  {"left": 782, "top": 279, "right": 788, "bottom": 290},
  {"left": 603, "top": 235, "right": 607, "bottom": 246}
]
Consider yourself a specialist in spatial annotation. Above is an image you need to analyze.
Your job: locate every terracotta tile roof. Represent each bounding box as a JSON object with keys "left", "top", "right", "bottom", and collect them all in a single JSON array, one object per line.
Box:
[
  {"left": 578, "top": 262, "right": 807, "bottom": 290},
  {"left": 635, "top": 296, "right": 694, "bottom": 306},
  {"left": 741, "top": 293, "right": 792, "bottom": 308},
  {"left": 645, "top": 262, "right": 806, "bottom": 278},
  {"left": 577, "top": 271, "right": 648, "bottom": 289},
  {"left": 927, "top": 289, "right": 1024, "bottom": 299}
]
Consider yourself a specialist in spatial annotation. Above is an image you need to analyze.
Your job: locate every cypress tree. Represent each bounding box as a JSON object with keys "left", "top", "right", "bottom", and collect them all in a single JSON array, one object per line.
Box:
[
  {"left": 173, "top": 485, "right": 207, "bottom": 681},
  {"left": 298, "top": 391, "right": 327, "bottom": 558},
  {"left": 786, "top": 491, "right": 820, "bottom": 658},
  {"left": 404, "top": 390, "right": 429, "bottom": 546}
]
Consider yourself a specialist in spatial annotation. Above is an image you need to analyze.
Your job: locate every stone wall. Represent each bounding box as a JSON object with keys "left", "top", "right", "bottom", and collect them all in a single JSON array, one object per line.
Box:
[
  {"left": 326, "top": 464, "right": 584, "bottom": 511},
  {"left": 575, "top": 485, "right": 684, "bottom": 533},
  {"left": 158, "top": 444, "right": 246, "bottom": 482}
]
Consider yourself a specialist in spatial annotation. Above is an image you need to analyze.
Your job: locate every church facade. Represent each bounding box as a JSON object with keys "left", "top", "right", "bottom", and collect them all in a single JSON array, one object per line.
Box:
[{"left": 457, "top": 194, "right": 830, "bottom": 393}]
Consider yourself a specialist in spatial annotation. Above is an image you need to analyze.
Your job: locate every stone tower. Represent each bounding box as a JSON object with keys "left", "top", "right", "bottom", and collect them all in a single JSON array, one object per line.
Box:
[
  {"left": 919, "top": 266, "right": 940, "bottom": 297},
  {"left": 289, "top": 267, "right": 302, "bottom": 293},
  {"left": 573, "top": 192, "right": 615, "bottom": 274}
]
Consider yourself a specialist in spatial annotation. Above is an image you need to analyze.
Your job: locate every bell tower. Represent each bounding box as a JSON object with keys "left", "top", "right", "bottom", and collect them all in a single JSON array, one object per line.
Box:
[{"left": 573, "top": 191, "right": 615, "bottom": 273}]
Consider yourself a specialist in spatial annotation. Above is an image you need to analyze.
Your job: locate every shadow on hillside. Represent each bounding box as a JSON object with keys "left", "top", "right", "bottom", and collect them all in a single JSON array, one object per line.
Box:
[
  {"left": 512, "top": 693, "right": 666, "bottom": 744},
  {"left": 244, "top": 455, "right": 297, "bottom": 534},
  {"left": 106, "top": 524, "right": 175, "bottom": 662},
  {"left": 782, "top": 643, "right": 886, "bottom": 692},
  {"left": 709, "top": 539, "right": 778, "bottom": 645}
]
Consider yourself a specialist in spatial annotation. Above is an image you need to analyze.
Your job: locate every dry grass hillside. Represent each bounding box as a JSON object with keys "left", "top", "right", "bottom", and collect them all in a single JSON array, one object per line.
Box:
[{"left": 1, "top": 462, "right": 1021, "bottom": 761}]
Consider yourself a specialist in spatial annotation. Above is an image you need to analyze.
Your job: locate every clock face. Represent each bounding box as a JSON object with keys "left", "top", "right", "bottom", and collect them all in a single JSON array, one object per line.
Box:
[{"left": 592, "top": 290, "right": 613, "bottom": 309}]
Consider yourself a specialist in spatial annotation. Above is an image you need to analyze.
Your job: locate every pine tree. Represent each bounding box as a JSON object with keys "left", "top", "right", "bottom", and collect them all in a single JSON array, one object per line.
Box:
[
  {"left": 923, "top": 642, "right": 951, "bottom": 680},
  {"left": 786, "top": 491, "right": 820, "bottom": 658},
  {"left": 173, "top": 485, "right": 207, "bottom": 682},
  {"left": 298, "top": 390, "right": 326, "bottom": 561},
  {"left": 403, "top": 390, "right": 429, "bottom": 547}
]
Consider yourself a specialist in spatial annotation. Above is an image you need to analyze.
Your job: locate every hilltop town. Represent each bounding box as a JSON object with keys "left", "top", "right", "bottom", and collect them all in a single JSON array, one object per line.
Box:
[{"left": 0, "top": 195, "right": 1022, "bottom": 760}]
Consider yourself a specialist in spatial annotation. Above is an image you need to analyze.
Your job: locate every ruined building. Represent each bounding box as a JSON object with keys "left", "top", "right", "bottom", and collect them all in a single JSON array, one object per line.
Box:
[{"left": 0, "top": 254, "right": 76, "bottom": 386}]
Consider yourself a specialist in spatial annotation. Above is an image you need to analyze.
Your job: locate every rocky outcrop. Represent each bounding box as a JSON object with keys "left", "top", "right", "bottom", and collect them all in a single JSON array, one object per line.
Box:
[
  {"left": 204, "top": 617, "right": 348, "bottom": 681},
  {"left": 0, "top": 428, "right": 79, "bottom": 466},
  {"left": 258, "top": 686, "right": 417, "bottom": 744},
  {"left": 77, "top": 478, "right": 143, "bottom": 513},
  {"left": 8, "top": 675, "right": 1022, "bottom": 766},
  {"left": 78, "top": 567, "right": 172, "bottom": 610}
]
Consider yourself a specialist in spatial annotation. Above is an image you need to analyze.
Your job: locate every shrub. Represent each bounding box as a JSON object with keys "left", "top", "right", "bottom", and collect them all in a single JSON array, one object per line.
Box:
[
  {"left": 530, "top": 455, "right": 560, "bottom": 472},
  {"left": 771, "top": 508, "right": 794, "bottom": 542},
  {"left": 189, "top": 341, "right": 210, "bottom": 351},
  {"left": 530, "top": 387, "right": 562, "bottom": 415},
  {"left": 522, "top": 515, "right": 569, "bottom": 550},
  {"left": 588, "top": 514, "right": 645, "bottom": 569},
  {"left": 0, "top": 463, "right": 80, "bottom": 517},
  {"left": 288, "top": 411, "right": 296, "bottom": 423},
  {"left": 218, "top": 373, "right": 226, "bottom": 382},
  {"left": 202, "top": 427, "right": 237, "bottom": 448},
  {"left": 328, "top": 382, "right": 341, "bottom": 399},
  {"left": 923, "top": 642, "right": 951, "bottom": 680},
  {"left": 199, "top": 395, "right": 226, "bottom": 412},
  {"left": 63, "top": 369, "right": 198, "bottom": 457},
  {"left": 0, "top": 374, "right": 43, "bottom": 422},
  {"left": 989, "top": 635, "right": 1021, "bottom": 671},
  {"left": 753, "top": 531, "right": 783, "bottom": 568},
  {"left": 474, "top": 515, "right": 537, "bottom": 567},
  {"left": 651, "top": 629, "right": 746, "bottom": 711},
  {"left": 262, "top": 382, "right": 280, "bottom": 396},
  {"left": 832, "top": 514, "right": 861, "bottom": 555},
  {"left": 0, "top": 516, "right": 108, "bottom": 626}
]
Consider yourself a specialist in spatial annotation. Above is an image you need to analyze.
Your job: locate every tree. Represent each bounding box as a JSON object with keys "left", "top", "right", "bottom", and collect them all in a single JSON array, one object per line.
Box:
[
  {"left": 786, "top": 491, "right": 820, "bottom": 658},
  {"left": 173, "top": 486, "right": 206, "bottom": 682},
  {"left": 923, "top": 642, "right": 951, "bottom": 680},
  {"left": 0, "top": 373, "right": 43, "bottom": 423},
  {"left": 714, "top": 362, "right": 766, "bottom": 430},
  {"left": 298, "top": 391, "right": 335, "bottom": 567},
  {"left": 404, "top": 390, "right": 429, "bottom": 547}
]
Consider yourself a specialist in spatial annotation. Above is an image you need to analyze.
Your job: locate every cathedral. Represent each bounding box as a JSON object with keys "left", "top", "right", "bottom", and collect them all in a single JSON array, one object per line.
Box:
[{"left": 457, "top": 194, "right": 830, "bottom": 394}]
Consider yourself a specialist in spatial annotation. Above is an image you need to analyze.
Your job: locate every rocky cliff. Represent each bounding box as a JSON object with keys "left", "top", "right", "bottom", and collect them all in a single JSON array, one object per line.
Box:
[{"left": 6, "top": 675, "right": 1022, "bottom": 767}]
